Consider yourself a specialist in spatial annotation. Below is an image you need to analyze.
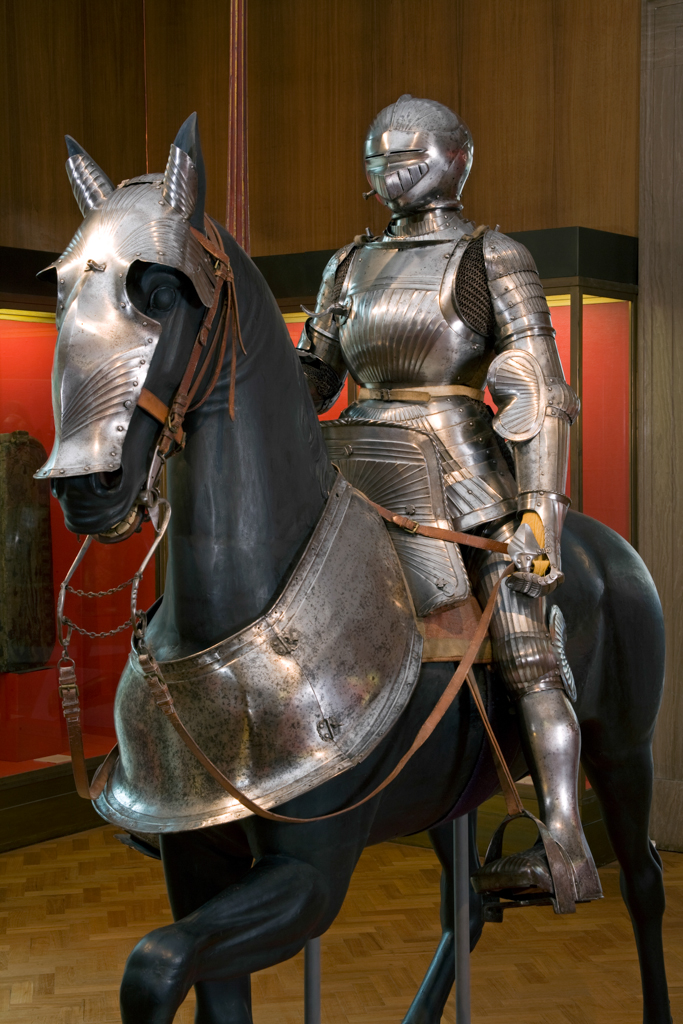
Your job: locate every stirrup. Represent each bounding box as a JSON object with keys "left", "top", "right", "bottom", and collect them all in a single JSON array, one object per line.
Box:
[{"left": 473, "top": 809, "right": 578, "bottom": 917}]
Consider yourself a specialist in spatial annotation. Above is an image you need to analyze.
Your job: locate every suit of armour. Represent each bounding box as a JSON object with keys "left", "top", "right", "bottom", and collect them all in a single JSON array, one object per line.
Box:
[{"left": 297, "top": 95, "right": 601, "bottom": 902}]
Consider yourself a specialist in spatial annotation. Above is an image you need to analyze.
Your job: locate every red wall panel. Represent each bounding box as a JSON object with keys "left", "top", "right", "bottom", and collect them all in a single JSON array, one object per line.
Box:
[
  {"left": 0, "top": 321, "right": 156, "bottom": 770},
  {"left": 581, "top": 301, "right": 631, "bottom": 540}
]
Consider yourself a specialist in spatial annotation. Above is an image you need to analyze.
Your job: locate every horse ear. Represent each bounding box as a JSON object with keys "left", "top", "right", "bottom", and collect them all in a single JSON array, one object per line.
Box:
[
  {"left": 162, "top": 112, "right": 206, "bottom": 231},
  {"left": 65, "top": 136, "right": 114, "bottom": 216}
]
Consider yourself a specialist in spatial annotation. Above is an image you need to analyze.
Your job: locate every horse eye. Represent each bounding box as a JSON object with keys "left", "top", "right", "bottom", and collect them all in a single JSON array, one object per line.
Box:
[{"left": 150, "top": 286, "right": 175, "bottom": 312}]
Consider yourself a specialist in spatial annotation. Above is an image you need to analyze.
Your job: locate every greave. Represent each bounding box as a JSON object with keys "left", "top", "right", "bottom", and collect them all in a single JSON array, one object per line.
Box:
[{"left": 517, "top": 687, "right": 602, "bottom": 901}]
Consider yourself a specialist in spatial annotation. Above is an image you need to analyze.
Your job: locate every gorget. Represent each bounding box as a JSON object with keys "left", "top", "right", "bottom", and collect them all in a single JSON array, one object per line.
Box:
[
  {"left": 382, "top": 207, "right": 475, "bottom": 242},
  {"left": 94, "top": 476, "right": 422, "bottom": 833}
]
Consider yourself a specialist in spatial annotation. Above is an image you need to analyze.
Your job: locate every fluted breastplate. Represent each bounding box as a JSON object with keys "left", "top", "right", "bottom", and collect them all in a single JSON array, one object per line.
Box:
[{"left": 340, "top": 241, "right": 489, "bottom": 387}]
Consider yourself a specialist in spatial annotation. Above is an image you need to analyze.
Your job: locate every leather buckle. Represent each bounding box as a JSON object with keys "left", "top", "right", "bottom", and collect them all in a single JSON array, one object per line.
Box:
[{"left": 59, "top": 681, "right": 81, "bottom": 721}]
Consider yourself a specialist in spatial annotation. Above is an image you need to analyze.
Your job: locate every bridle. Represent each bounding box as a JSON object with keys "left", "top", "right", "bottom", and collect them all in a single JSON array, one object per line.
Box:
[
  {"left": 130, "top": 218, "right": 245, "bottom": 530},
  {"left": 56, "top": 216, "right": 246, "bottom": 797}
]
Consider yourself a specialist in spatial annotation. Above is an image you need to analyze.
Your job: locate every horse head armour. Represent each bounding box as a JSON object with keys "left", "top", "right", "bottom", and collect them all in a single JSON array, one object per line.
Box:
[{"left": 35, "top": 114, "right": 215, "bottom": 482}]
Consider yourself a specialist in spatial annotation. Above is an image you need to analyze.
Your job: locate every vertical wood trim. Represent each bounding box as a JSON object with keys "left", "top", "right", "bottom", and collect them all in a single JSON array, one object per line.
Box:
[
  {"left": 227, "top": 0, "right": 250, "bottom": 251},
  {"left": 570, "top": 286, "right": 583, "bottom": 510},
  {"left": 639, "top": 0, "right": 683, "bottom": 848},
  {"left": 630, "top": 297, "right": 639, "bottom": 549}
]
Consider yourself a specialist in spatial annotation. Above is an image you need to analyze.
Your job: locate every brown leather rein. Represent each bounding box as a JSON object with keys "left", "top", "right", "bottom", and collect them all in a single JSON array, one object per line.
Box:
[
  {"left": 62, "top": 511, "right": 523, "bottom": 823},
  {"left": 58, "top": 228, "right": 525, "bottom": 823},
  {"left": 137, "top": 219, "right": 245, "bottom": 453}
]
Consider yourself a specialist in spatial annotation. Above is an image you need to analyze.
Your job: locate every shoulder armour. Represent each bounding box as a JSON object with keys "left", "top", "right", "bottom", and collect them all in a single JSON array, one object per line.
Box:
[
  {"left": 482, "top": 230, "right": 538, "bottom": 280},
  {"left": 298, "top": 242, "right": 357, "bottom": 375},
  {"left": 318, "top": 242, "right": 357, "bottom": 297},
  {"left": 306, "top": 242, "right": 358, "bottom": 337},
  {"left": 482, "top": 229, "right": 552, "bottom": 343}
]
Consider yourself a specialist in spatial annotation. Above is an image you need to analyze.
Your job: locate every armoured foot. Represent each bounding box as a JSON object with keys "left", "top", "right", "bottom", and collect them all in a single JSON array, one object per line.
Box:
[
  {"left": 471, "top": 842, "right": 602, "bottom": 903},
  {"left": 471, "top": 845, "right": 553, "bottom": 897}
]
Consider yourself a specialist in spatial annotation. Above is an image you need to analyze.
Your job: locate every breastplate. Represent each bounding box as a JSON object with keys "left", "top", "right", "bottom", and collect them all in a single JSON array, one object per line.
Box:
[{"left": 339, "top": 240, "right": 490, "bottom": 387}]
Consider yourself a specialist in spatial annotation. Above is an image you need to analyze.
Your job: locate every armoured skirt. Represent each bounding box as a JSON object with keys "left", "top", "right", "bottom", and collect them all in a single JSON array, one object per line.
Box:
[{"left": 336, "top": 396, "right": 564, "bottom": 698}]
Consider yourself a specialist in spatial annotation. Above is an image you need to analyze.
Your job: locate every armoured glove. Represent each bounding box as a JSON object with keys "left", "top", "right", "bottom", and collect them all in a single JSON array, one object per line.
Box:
[{"left": 506, "top": 513, "right": 564, "bottom": 598}]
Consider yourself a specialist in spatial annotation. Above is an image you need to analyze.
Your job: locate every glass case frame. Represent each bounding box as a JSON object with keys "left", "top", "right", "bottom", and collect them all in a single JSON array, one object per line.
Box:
[{"left": 543, "top": 277, "right": 638, "bottom": 547}]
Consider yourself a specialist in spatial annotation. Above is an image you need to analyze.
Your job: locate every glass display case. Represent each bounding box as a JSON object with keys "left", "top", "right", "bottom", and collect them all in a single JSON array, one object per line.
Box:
[
  {"left": 0, "top": 228, "right": 637, "bottom": 855},
  {"left": 0, "top": 311, "right": 156, "bottom": 780},
  {"left": 544, "top": 289, "right": 635, "bottom": 543}
]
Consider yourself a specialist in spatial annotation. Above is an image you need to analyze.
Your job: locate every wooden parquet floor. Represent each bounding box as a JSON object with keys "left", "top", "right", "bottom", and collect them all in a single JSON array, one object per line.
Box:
[{"left": 1, "top": 825, "right": 683, "bottom": 1024}]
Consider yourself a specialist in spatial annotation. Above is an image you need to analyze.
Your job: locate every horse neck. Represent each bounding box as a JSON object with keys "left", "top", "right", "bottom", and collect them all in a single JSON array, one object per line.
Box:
[{"left": 149, "top": 244, "right": 333, "bottom": 661}]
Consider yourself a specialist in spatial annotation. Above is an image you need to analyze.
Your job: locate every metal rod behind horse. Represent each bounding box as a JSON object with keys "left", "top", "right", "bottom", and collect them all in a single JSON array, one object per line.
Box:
[{"left": 454, "top": 815, "right": 471, "bottom": 1024}]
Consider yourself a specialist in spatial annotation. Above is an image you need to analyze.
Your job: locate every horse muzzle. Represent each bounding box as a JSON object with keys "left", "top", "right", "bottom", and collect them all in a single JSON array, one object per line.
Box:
[{"left": 35, "top": 276, "right": 163, "bottom": 481}]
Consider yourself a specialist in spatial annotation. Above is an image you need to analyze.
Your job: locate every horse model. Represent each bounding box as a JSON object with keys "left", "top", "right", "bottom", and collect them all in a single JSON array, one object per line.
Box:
[{"left": 39, "top": 115, "right": 670, "bottom": 1024}]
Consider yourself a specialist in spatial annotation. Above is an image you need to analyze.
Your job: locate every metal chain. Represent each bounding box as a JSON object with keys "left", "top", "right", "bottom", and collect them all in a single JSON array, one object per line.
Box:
[
  {"left": 65, "top": 574, "right": 138, "bottom": 599},
  {"left": 62, "top": 615, "right": 133, "bottom": 640}
]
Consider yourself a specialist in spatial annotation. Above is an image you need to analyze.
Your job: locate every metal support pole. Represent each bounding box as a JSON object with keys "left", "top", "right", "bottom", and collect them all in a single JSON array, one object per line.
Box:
[
  {"left": 453, "top": 815, "right": 471, "bottom": 1024},
  {"left": 304, "top": 937, "right": 321, "bottom": 1024}
]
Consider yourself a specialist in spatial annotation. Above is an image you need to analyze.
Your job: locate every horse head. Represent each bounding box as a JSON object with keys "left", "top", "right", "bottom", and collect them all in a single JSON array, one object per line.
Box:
[{"left": 36, "top": 113, "right": 218, "bottom": 538}]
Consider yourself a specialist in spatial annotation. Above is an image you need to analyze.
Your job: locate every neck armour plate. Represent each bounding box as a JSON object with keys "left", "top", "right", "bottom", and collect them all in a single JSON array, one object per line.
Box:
[{"left": 94, "top": 476, "right": 423, "bottom": 833}]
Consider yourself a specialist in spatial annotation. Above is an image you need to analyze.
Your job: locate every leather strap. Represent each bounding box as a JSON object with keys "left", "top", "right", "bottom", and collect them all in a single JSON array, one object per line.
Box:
[
  {"left": 359, "top": 385, "right": 485, "bottom": 404},
  {"left": 367, "top": 499, "right": 509, "bottom": 554},
  {"left": 59, "top": 662, "right": 119, "bottom": 800},
  {"left": 465, "top": 670, "right": 524, "bottom": 816},
  {"left": 135, "top": 562, "right": 517, "bottom": 823},
  {"left": 136, "top": 217, "right": 246, "bottom": 457},
  {"left": 137, "top": 388, "right": 184, "bottom": 443}
]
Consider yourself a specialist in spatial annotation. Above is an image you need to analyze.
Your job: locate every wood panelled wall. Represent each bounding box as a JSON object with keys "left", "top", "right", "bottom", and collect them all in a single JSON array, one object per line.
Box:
[
  {"left": 0, "top": 0, "right": 146, "bottom": 252},
  {"left": 248, "top": 0, "right": 640, "bottom": 255},
  {"left": 639, "top": 0, "right": 683, "bottom": 851},
  {"left": 0, "top": 0, "right": 231, "bottom": 253},
  {"left": 0, "top": 0, "right": 639, "bottom": 257}
]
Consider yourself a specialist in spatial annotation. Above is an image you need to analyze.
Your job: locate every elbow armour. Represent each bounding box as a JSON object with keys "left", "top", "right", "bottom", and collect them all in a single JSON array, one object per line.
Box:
[
  {"left": 487, "top": 349, "right": 579, "bottom": 443},
  {"left": 297, "top": 321, "right": 347, "bottom": 413}
]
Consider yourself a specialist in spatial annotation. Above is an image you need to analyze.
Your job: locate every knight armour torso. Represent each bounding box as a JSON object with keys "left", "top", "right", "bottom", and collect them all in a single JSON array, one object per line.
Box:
[
  {"left": 339, "top": 236, "right": 489, "bottom": 388},
  {"left": 338, "top": 213, "right": 518, "bottom": 537}
]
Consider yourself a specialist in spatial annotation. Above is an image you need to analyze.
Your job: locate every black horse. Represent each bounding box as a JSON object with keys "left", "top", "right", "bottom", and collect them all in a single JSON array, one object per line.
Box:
[{"left": 50, "top": 118, "right": 670, "bottom": 1024}]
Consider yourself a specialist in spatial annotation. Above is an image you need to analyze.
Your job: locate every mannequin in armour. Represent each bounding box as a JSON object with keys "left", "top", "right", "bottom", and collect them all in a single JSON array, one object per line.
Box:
[{"left": 297, "top": 95, "right": 601, "bottom": 903}]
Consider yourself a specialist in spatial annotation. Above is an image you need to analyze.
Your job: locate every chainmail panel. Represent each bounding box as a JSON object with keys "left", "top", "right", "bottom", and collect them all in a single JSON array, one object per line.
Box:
[
  {"left": 303, "top": 359, "right": 343, "bottom": 402},
  {"left": 455, "top": 236, "right": 496, "bottom": 337},
  {"left": 332, "top": 247, "right": 356, "bottom": 304}
]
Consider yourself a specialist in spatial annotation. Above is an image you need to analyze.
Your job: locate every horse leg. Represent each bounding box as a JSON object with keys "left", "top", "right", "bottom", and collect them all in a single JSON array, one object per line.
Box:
[
  {"left": 582, "top": 742, "right": 671, "bottom": 1024},
  {"left": 159, "top": 826, "right": 254, "bottom": 1024},
  {"left": 401, "top": 811, "right": 483, "bottom": 1024},
  {"left": 120, "top": 843, "right": 352, "bottom": 1024}
]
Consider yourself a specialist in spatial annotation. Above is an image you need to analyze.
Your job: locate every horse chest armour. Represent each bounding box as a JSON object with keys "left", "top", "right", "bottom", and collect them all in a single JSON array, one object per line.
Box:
[{"left": 94, "top": 478, "right": 422, "bottom": 833}]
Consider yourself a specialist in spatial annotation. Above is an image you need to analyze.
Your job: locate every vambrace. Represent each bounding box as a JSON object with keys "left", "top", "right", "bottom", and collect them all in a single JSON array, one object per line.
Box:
[
  {"left": 297, "top": 319, "right": 347, "bottom": 413},
  {"left": 296, "top": 245, "right": 354, "bottom": 413},
  {"left": 483, "top": 231, "right": 579, "bottom": 569}
]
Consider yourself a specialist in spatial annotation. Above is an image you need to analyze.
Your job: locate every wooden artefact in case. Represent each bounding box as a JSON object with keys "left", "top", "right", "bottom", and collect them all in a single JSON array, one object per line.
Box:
[{"left": 0, "top": 431, "right": 55, "bottom": 670}]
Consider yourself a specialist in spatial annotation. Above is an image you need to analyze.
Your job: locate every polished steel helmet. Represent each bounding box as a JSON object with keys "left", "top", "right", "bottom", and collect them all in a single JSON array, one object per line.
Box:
[
  {"left": 364, "top": 95, "right": 473, "bottom": 215},
  {"left": 35, "top": 115, "right": 216, "bottom": 480}
]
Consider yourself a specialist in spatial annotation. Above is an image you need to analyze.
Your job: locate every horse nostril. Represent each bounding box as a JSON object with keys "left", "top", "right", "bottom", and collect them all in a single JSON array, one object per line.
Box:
[{"left": 98, "top": 468, "right": 123, "bottom": 490}]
